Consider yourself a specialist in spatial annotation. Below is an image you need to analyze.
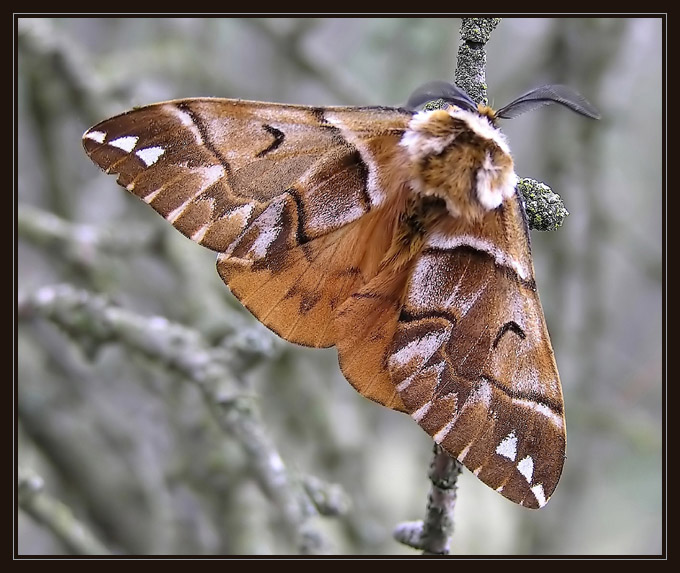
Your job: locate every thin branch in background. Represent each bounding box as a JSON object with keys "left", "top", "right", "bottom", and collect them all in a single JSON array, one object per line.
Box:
[
  {"left": 18, "top": 204, "right": 162, "bottom": 268},
  {"left": 17, "top": 18, "right": 110, "bottom": 122},
  {"left": 301, "top": 475, "right": 352, "bottom": 517},
  {"left": 17, "top": 284, "right": 335, "bottom": 555},
  {"left": 242, "top": 18, "right": 374, "bottom": 105},
  {"left": 18, "top": 467, "right": 112, "bottom": 555}
]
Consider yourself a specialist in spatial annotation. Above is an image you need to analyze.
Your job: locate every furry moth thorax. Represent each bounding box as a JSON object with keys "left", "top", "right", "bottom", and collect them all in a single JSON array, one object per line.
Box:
[
  {"left": 400, "top": 105, "right": 518, "bottom": 222},
  {"left": 399, "top": 81, "right": 600, "bottom": 224}
]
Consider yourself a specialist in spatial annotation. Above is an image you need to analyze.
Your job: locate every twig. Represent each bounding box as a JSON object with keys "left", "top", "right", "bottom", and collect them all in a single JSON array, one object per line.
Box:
[
  {"left": 393, "top": 445, "right": 462, "bottom": 554},
  {"left": 18, "top": 466, "right": 112, "bottom": 555},
  {"left": 455, "top": 18, "right": 501, "bottom": 105},
  {"left": 17, "top": 284, "right": 328, "bottom": 554}
]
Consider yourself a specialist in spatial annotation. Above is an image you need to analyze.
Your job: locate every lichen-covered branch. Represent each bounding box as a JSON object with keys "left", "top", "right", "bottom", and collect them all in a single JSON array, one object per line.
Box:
[
  {"left": 17, "top": 284, "right": 329, "bottom": 554},
  {"left": 455, "top": 18, "right": 501, "bottom": 106}
]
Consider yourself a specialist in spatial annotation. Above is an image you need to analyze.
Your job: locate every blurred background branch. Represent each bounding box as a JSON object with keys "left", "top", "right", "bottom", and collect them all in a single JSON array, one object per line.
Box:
[
  {"left": 18, "top": 282, "right": 338, "bottom": 554},
  {"left": 18, "top": 466, "right": 111, "bottom": 555}
]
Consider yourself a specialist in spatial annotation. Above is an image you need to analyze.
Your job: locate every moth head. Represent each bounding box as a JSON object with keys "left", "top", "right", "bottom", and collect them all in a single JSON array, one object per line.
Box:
[
  {"left": 402, "top": 84, "right": 515, "bottom": 220},
  {"left": 401, "top": 81, "right": 600, "bottom": 221}
]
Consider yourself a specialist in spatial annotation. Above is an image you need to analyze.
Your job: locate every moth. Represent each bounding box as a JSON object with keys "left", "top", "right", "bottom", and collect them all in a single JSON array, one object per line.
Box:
[{"left": 82, "top": 81, "right": 599, "bottom": 509}]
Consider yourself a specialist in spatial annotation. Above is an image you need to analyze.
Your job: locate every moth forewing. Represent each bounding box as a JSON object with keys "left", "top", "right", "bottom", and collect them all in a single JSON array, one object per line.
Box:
[
  {"left": 83, "top": 98, "right": 412, "bottom": 350},
  {"left": 82, "top": 92, "right": 567, "bottom": 510}
]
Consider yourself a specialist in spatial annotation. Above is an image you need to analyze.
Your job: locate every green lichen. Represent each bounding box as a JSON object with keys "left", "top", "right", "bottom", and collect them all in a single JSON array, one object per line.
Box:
[
  {"left": 460, "top": 18, "right": 501, "bottom": 43},
  {"left": 517, "top": 178, "right": 569, "bottom": 232},
  {"left": 422, "top": 99, "right": 448, "bottom": 111}
]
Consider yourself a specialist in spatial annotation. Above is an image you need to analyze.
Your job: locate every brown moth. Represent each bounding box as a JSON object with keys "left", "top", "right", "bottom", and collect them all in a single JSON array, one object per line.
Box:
[{"left": 82, "top": 82, "right": 599, "bottom": 509}]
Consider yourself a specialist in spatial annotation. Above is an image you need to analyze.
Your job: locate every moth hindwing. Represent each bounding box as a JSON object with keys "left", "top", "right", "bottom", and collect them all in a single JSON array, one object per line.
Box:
[{"left": 83, "top": 95, "right": 565, "bottom": 509}]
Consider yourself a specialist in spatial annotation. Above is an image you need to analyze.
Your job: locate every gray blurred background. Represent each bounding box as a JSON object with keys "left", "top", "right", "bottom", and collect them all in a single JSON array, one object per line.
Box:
[{"left": 17, "top": 17, "right": 663, "bottom": 556}]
